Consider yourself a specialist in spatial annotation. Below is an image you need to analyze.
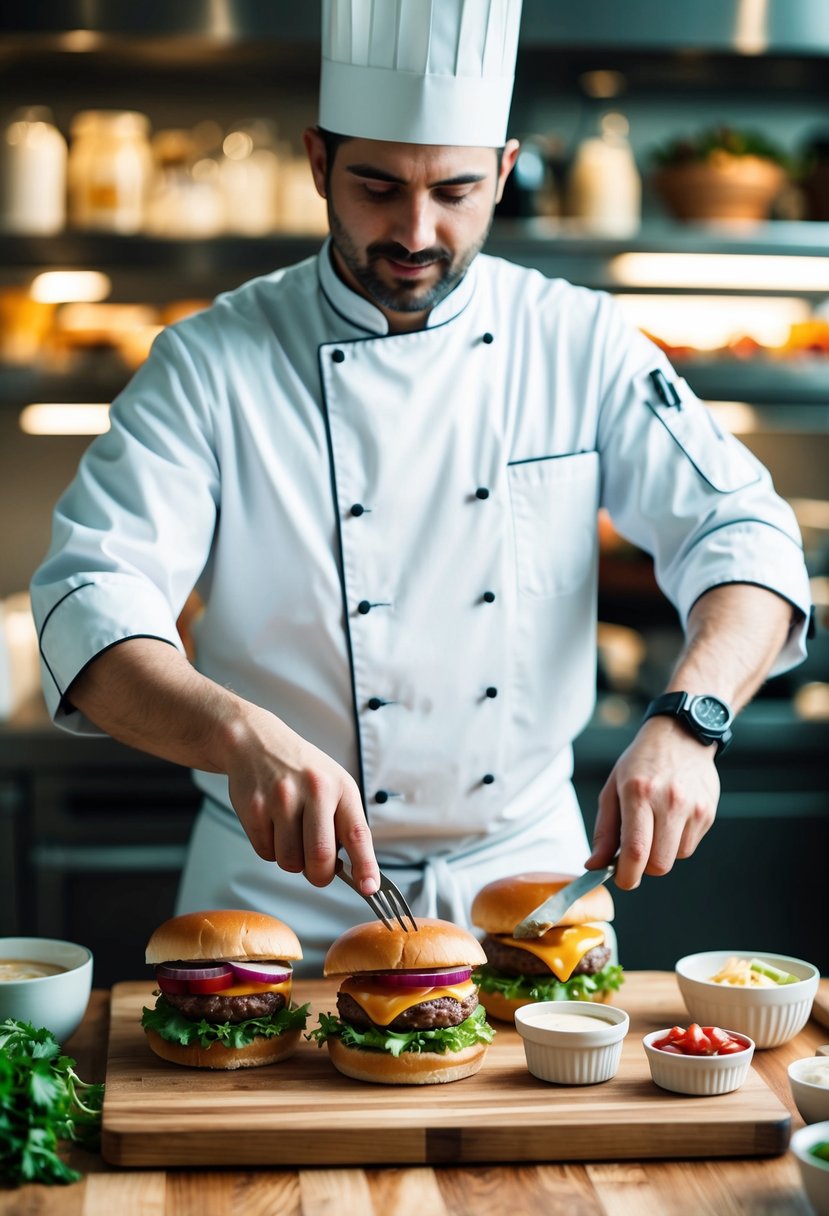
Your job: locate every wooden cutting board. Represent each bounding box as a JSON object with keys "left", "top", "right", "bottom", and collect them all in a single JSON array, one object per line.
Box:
[{"left": 101, "top": 971, "right": 790, "bottom": 1168}]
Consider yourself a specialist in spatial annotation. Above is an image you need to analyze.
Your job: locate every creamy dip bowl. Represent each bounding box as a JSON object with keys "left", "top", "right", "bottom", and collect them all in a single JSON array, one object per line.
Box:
[
  {"left": 0, "top": 937, "right": 93, "bottom": 1045},
  {"left": 514, "top": 999, "right": 629, "bottom": 1085}
]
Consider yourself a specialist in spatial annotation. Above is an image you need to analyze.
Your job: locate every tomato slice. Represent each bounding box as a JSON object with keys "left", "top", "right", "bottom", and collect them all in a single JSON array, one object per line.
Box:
[
  {"left": 717, "top": 1038, "right": 747, "bottom": 1055},
  {"left": 683, "top": 1023, "right": 710, "bottom": 1055}
]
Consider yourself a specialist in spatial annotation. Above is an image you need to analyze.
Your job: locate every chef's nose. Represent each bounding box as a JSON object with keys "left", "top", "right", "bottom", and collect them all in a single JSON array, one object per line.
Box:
[{"left": 393, "top": 194, "right": 438, "bottom": 254}]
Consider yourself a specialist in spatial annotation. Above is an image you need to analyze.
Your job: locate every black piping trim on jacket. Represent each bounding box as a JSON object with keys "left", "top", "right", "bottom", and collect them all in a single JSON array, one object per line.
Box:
[
  {"left": 507, "top": 449, "right": 596, "bottom": 467},
  {"left": 687, "top": 580, "right": 810, "bottom": 635},
  {"left": 646, "top": 402, "right": 763, "bottom": 494},
  {"left": 55, "top": 633, "right": 177, "bottom": 710},
  {"left": 37, "top": 581, "right": 95, "bottom": 695},
  {"left": 316, "top": 344, "right": 368, "bottom": 820},
  {"left": 316, "top": 259, "right": 476, "bottom": 339}
]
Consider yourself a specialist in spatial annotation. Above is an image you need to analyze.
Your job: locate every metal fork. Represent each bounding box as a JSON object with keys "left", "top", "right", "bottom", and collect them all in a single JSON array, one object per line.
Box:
[{"left": 335, "top": 857, "right": 417, "bottom": 932}]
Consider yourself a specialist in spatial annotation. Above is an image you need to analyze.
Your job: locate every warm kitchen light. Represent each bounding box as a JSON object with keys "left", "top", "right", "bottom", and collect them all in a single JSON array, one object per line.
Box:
[
  {"left": 20, "top": 404, "right": 110, "bottom": 435},
  {"left": 29, "top": 271, "right": 111, "bottom": 304},
  {"left": 706, "top": 402, "right": 760, "bottom": 434},
  {"left": 610, "top": 254, "right": 829, "bottom": 293},
  {"left": 58, "top": 29, "right": 104, "bottom": 52},
  {"left": 614, "top": 294, "right": 809, "bottom": 349}
]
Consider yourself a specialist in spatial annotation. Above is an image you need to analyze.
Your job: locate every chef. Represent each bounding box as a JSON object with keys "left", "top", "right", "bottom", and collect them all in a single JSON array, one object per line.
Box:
[{"left": 31, "top": 0, "right": 811, "bottom": 973}]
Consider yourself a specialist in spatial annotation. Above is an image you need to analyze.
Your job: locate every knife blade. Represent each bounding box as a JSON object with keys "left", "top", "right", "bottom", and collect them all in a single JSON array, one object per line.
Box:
[{"left": 512, "top": 862, "right": 617, "bottom": 939}]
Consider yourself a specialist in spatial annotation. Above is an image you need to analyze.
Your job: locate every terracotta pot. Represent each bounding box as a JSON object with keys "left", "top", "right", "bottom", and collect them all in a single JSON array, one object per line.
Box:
[{"left": 654, "top": 154, "right": 786, "bottom": 221}]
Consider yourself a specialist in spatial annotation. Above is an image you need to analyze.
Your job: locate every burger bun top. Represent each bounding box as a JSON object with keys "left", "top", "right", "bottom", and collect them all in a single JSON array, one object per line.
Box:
[
  {"left": 471, "top": 872, "right": 614, "bottom": 935},
  {"left": 145, "top": 909, "right": 302, "bottom": 965},
  {"left": 323, "top": 916, "right": 486, "bottom": 977}
]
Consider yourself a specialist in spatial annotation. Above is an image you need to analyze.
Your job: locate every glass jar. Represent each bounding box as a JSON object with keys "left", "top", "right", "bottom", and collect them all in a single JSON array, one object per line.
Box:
[
  {"left": 0, "top": 106, "right": 67, "bottom": 234},
  {"left": 68, "top": 110, "right": 154, "bottom": 233}
]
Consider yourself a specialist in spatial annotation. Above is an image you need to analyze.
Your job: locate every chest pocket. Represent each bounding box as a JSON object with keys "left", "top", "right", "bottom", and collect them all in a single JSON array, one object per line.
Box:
[
  {"left": 647, "top": 388, "right": 762, "bottom": 493},
  {"left": 507, "top": 451, "right": 600, "bottom": 598}
]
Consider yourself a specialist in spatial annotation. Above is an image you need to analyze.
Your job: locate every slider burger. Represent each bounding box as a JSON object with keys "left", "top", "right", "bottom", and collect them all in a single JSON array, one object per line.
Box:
[
  {"left": 310, "top": 917, "right": 494, "bottom": 1084},
  {"left": 141, "top": 909, "right": 309, "bottom": 1069},
  {"left": 471, "top": 872, "right": 623, "bottom": 1021}
]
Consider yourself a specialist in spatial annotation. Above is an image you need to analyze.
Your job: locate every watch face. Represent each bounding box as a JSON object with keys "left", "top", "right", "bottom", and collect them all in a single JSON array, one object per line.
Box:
[{"left": 690, "top": 696, "right": 731, "bottom": 731}]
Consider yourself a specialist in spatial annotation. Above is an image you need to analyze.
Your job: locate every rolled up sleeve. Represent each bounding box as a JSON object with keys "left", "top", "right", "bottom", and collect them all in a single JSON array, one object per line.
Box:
[
  {"left": 594, "top": 296, "right": 811, "bottom": 677},
  {"left": 31, "top": 324, "right": 220, "bottom": 734}
]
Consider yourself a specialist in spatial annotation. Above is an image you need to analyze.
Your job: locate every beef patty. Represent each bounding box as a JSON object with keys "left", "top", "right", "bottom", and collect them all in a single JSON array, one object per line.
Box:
[
  {"left": 483, "top": 936, "right": 611, "bottom": 978},
  {"left": 338, "top": 990, "right": 479, "bottom": 1032},
  {"left": 163, "top": 989, "right": 287, "bottom": 1023}
]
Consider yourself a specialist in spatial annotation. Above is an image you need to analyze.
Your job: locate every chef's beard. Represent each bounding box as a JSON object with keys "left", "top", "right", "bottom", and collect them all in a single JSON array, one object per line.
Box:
[{"left": 328, "top": 205, "right": 492, "bottom": 315}]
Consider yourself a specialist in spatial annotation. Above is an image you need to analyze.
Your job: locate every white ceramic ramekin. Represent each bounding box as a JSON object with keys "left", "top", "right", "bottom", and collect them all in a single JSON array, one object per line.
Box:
[
  {"left": 514, "top": 1000, "right": 629, "bottom": 1085},
  {"left": 642, "top": 1027, "right": 754, "bottom": 1096}
]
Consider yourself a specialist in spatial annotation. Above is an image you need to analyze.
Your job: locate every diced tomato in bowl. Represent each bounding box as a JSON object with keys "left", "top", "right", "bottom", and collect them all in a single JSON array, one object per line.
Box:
[
  {"left": 651, "top": 1022, "right": 750, "bottom": 1057},
  {"left": 643, "top": 1023, "right": 755, "bottom": 1095}
]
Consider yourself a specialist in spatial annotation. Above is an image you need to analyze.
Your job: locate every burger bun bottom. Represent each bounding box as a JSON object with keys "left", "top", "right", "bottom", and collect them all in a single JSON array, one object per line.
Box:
[
  {"left": 144, "top": 1025, "right": 301, "bottom": 1070},
  {"left": 327, "top": 1036, "right": 488, "bottom": 1085},
  {"left": 480, "top": 987, "right": 613, "bottom": 1023}
]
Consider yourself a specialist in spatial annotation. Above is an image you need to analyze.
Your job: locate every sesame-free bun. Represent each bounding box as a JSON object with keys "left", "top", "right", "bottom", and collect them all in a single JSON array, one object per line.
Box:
[
  {"left": 144, "top": 1023, "right": 302, "bottom": 1070},
  {"left": 326, "top": 1035, "right": 487, "bottom": 1085},
  {"left": 145, "top": 909, "right": 302, "bottom": 965},
  {"left": 323, "top": 917, "right": 486, "bottom": 977},
  {"left": 471, "top": 872, "right": 614, "bottom": 935}
]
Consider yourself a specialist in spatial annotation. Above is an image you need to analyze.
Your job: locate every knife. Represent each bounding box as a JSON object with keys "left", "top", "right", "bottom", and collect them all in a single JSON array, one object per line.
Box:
[{"left": 512, "top": 862, "right": 617, "bottom": 939}]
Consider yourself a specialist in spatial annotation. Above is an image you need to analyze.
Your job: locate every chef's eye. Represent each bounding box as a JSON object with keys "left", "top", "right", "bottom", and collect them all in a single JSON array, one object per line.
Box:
[
  {"left": 436, "top": 190, "right": 470, "bottom": 206},
  {"left": 362, "top": 184, "right": 398, "bottom": 201}
]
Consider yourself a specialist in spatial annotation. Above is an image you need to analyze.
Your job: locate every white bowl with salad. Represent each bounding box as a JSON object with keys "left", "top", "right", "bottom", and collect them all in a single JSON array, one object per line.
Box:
[{"left": 674, "top": 951, "right": 819, "bottom": 1049}]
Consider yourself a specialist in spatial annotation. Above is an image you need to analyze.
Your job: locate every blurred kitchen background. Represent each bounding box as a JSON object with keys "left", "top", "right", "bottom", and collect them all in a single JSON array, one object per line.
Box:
[{"left": 0, "top": 0, "right": 826, "bottom": 984}]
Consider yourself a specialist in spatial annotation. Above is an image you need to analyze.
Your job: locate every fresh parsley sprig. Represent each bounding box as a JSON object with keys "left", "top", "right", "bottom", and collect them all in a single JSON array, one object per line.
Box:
[{"left": 0, "top": 1018, "right": 104, "bottom": 1186}]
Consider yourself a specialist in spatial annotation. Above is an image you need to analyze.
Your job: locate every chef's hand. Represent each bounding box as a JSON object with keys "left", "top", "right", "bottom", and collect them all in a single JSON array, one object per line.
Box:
[
  {"left": 225, "top": 703, "right": 380, "bottom": 895},
  {"left": 585, "top": 716, "right": 720, "bottom": 890}
]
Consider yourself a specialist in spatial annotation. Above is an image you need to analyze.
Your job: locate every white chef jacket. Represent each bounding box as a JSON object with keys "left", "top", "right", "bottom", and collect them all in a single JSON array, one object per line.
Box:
[{"left": 31, "top": 240, "right": 811, "bottom": 960}]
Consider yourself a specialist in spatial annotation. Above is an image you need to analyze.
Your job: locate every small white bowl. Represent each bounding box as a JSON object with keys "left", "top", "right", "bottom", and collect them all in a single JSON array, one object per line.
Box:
[
  {"left": 642, "top": 1027, "right": 754, "bottom": 1096},
  {"left": 791, "top": 1121, "right": 829, "bottom": 1216},
  {"left": 0, "top": 937, "right": 93, "bottom": 1045},
  {"left": 789, "top": 1057, "right": 829, "bottom": 1125},
  {"left": 675, "top": 950, "right": 819, "bottom": 1049},
  {"left": 514, "top": 1000, "right": 629, "bottom": 1085}
]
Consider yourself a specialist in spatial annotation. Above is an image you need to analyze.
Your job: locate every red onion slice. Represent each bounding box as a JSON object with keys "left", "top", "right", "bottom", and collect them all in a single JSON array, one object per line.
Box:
[
  {"left": 157, "top": 963, "right": 233, "bottom": 983},
  {"left": 229, "top": 961, "right": 292, "bottom": 985},
  {"left": 367, "top": 967, "right": 472, "bottom": 988}
]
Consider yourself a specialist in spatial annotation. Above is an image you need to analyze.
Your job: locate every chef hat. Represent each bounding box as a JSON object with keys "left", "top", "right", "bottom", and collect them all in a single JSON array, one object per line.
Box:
[{"left": 319, "top": 0, "right": 523, "bottom": 147}]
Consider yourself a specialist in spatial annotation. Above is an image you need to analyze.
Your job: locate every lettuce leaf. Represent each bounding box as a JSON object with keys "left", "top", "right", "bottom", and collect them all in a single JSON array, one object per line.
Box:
[
  {"left": 307, "top": 1004, "right": 495, "bottom": 1058},
  {"left": 473, "top": 963, "right": 624, "bottom": 1004},
  {"left": 141, "top": 996, "right": 309, "bottom": 1049}
]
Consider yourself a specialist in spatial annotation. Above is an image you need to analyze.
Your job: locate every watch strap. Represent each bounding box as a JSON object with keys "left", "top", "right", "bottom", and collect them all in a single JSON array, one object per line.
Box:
[{"left": 643, "top": 691, "right": 733, "bottom": 757}]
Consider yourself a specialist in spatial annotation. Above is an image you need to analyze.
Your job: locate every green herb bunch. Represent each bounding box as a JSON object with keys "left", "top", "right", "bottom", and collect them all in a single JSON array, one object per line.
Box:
[
  {"left": 0, "top": 1018, "right": 104, "bottom": 1186},
  {"left": 652, "top": 126, "right": 789, "bottom": 169}
]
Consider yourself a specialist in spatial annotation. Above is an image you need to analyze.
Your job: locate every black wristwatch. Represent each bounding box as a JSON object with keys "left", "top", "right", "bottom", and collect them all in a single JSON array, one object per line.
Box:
[{"left": 642, "top": 692, "right": 734, "bottom": 757}]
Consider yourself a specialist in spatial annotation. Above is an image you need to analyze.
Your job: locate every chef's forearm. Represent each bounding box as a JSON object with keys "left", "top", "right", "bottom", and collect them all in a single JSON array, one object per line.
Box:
[
  {"left": 66, "top": 636, "right": 250, "bottom": 775},
  {"left": 666, "top": 583, "right": 796, "bottom": 710}
]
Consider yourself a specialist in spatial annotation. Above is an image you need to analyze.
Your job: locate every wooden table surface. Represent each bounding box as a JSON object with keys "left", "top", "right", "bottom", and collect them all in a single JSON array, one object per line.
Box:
[{"left": 2, "top": 976, "right": 828, "bottom": 1216}]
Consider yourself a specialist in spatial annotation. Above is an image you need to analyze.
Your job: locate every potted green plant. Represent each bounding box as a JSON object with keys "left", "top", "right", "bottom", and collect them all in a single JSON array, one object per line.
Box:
[{"left": 651, "top": 126, "right": 789, "bottom": 221}]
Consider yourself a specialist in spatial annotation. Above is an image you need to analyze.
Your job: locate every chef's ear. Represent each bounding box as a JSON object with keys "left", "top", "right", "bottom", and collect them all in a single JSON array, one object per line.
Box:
[
  {"left": 494, "top": 139, "right": 521, "bottom": 204},
  {"left": 303, "top": 127, "right": 328, "bottom": 199}
]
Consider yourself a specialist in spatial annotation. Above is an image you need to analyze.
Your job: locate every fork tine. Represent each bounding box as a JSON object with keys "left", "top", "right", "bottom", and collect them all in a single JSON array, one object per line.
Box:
[
  {"left": 374, "top": 887, "right": 409, "bottom": 933},
  {"left": 364, "top": 892, "right": 395, "bottom": 932},
  {"left": 379, "top": 875, "right": 418, "bottom": 932}
]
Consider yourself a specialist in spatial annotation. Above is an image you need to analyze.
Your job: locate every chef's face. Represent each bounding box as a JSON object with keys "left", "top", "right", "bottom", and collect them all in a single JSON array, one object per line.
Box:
[{"left": 304, "top": 130, "right": 519, "bottom": 331}]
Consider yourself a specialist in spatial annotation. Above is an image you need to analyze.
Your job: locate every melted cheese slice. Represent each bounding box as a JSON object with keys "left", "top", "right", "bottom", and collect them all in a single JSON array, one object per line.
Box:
[
  {"left": 213, "top": 977, "right": 293, "bottom": 1000},
  {"left": 340, "top": 977, "right": 477, "bottom": 1027},
  {"left": 496, "top": 924, "right": 605, "bottom": 982}
]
